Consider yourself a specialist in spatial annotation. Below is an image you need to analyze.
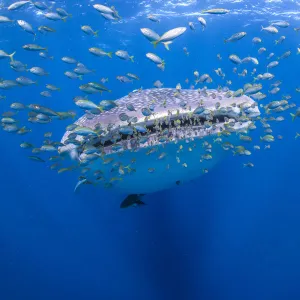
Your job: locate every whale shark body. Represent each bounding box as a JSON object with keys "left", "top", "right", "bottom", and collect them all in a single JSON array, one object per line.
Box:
[{"left": 60, "top": 88, "right": 260, "bottom": 197}]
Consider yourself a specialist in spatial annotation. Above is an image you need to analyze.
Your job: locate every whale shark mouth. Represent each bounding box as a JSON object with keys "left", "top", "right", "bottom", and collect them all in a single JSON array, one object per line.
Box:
[
  {"left": 60, "top": 88, "right": 260, "bottom": 156},
  {"left": 93, "top": 113, "right": 243, "bottom": 149}
]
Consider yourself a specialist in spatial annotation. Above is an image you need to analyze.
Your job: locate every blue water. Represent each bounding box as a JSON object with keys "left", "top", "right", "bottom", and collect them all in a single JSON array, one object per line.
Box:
[{"left": 1, "top": 0, "right": 300, "bottom": 299}]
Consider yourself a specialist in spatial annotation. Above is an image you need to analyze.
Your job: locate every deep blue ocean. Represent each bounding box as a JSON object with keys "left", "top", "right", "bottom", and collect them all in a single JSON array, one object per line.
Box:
[{"left": 1, "top": 0, "right": 300, "bottom": 299}]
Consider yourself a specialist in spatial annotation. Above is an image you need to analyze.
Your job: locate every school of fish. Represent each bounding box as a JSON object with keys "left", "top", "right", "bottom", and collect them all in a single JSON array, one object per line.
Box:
[{"left": 0, "top": 2, "right": 299, "bottom": 207}]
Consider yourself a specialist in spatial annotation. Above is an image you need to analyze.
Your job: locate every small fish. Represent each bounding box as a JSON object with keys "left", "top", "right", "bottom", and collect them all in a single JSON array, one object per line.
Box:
[
  {"left": 146, "top": 53, "right": 164, "bottom": 65},
  {"left": 40, "top": 91, "right": 51, "bottom": 97},
  {"left": 61, "top": 56, "right": 77, "bottom": 64},
  {"left": 252, "top": 37, "right": 262, "bottom": 44},
  {"left": 260, "top": 135, "right": 275, "bottom": 142},
  {"left": 202, "top": 8, "right": 230, "bottom": 14},
  {"left": 198, "top": 17, "right": 206, "bottom": 30},
  {"left": 8, "top": 1, "right": 30, "bottom": 11},
  {"left": 224, "top": 32, "right": 247, "bottom": 43},
  {"left": 271, "top": 21, "right": 289, "bottom": 28},
  {"left": 46, "top": 84, "right": 60, "bottom": 91},
  {"left": 81, "top": 25, "right": 98, "bottom": 37},
  {"left": 261, "top": 25, "right": 278, "bottom": 34},
  {"left": 17, "top": 20, "right": 35, "bottom": 37},
  {"left": 275, "top": 36, "right": 285, "bottom": 45},
  {"left": 89, "top": 47, "right": 113, "bottom": 58},
  {"left": 29, "top": 67, "right": 49, "bottom": 76},
  {"left": 0, "top": 16, "right": 14, "bottom": 23},
  {"left": 278, "top": 51, "right": 291, "bottom": 60},
  {"left": 229, "top": 54, "right": 242, "bottom": 65},
  {"left": 243, "top": 162, "right": 254, "bottom": 168},
  {"left": 56, "top": 8, "right": 72, "bottom": 18},
  {"left": 258, "top": 47, "right": 266, "bottom": 54},
  {"left": 28, "top": 156, "right": 45, "bottom": 163},
  {"left": 140, "top": 28, "right": 160, "bottom": 43},
  {"left": 39, "top": 52, "right": 53, "bottom": 60},
  {"left": 153, "top": 80, "right": 163, "bottom": 88},
  {"left": 189, "top": 22, "right": 195, "bottom": 30},
  {"left": 127, "top": 73, "right": 139, "bottom": 80},
  {"left": 38, "top": 26, "right": 56, "bottom": 34},
  {"left": 44, "top": 12, "right": 67, "bottom": 21},
  {"left": 115, "top": 50, "right": 134, "bottom": 62},
  {"left": 23, "top": 44, "right": 47, "bottom": 51},
  {"left": 147, "top": 14, "right": 160, "bottom": 22},
  {"left": 10, "top": 60, "right": 27, "bottom": 72},
  {"left": 64, "top": 71, "right": 82, "bottom": 80},
  {"left": 151, "top": 27, "right": 187, "bottom": 50}
]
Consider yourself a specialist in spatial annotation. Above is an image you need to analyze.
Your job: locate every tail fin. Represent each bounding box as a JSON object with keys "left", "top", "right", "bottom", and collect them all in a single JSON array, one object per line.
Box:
[
  {"left": 275, "top": 40, "right": 278, "bottom": 45},
  {"left": 107, "top": 52, "right": 113, "bottom": 58},
  {"left": 163, "top": 41, "right": 172, "bottom": 50},
  {"left": 291, "top": 113, "right": 296, "bottom": 121},
  {"left": 94, "top": 30, "right": 99, "bottom": 37},
  {"left": 151, "top": 40, "right": 159, "bottom": 48},
  {"left": 297, "top": 48, "right": 300, "bottom": 55},
  {"left": 261, "top": 25, "right": 264, "bottom": 31},
  {"left": 62, "top": 17, "right": 67, "bottom": 22},
  {"left": 224, "top": 39, "right": 227, "bottom": 44},
  {"left": 130, "top": 56, "right": 134, "bottom": 63},
  {"left": 9, "top": 51, "right": 16, "bottom": 62},
  {"left": 79, "top": 75, "right": 83, "bottom": 80},
  {"left": 295, "top": 133, "right": 300, "bottom": 139}
]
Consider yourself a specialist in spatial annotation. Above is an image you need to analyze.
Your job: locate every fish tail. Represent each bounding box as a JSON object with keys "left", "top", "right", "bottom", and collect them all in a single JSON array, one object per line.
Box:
[
  {"left": 9, "top": 51, "right": 16, "bottom": 62},
  {"left": 108, "top": 90, "right": 112, "bottom": 93},
  {"left": 69, "top": 14, "right": 73, "bottom": 18},
  {"left": 107, "top": 52, "right": 113, "bottom": 58},
  {"left": 297, "top": 49, "right": 300, "bottom": 55},
  {"left": 163, "top": 41, "right": 172, "bottom": 50},
  {"left": 224, "top": 39, "right": 227, "bottom": 44},
  {"left": 94, "top": 30, "right": 99, "bottom": 37},
  {"left": 290, "top": 113, "right": 296, "bottom": 121},
  {"left": 79, "top": 75, "right": 83, "bottom": 80},
  {"left": 151, "top": 40, "right": 159, "bottom": 48},
  {"left": 62, "top": 17, "right": 67, "bottom": 22},
  {"left": 275, "top": 40, "right": 278, "bottom": 45},
  {"left": 261, "top": 25, "right": 264, "bottom": 31},
  {"left": 97, "top": 106, "right": 104, "bottom": 113},
  {"left": 294, "top": 28, "right": 298, "bottom": 32},
  {"left": 130, "top": 56, "right": 134, "bottom": 63},
  {"left": 295, "top": 133, "right": 300, "bottom": 139}
]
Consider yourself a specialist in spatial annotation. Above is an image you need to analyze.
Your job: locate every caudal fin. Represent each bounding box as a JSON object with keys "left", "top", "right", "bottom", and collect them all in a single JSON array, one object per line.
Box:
[
  {"left": 162, "top": 41, "right": 172, "bottom": 50},
  {"left": 94, "top": 30, "right": 99, "bottom": 37},
  {"left": 290, "top": 113, "right": 296, "bottom": 121},
  {"left": 107, "top": 52, "right": 113, "bottom": 58},
  {"left": 151, "top": 40, "right": 159, "bottom": 48},
  {"left": 9, "top": 51, "right": 16, "bottom": 62},
  {"left": 130, "top": 56, "right": 134, "bottom": 63}
]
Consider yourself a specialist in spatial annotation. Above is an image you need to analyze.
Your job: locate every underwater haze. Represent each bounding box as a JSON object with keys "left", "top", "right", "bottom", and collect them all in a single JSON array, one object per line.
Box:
[{"left": 1, "top": 0, "right": 300, "bottom": 299}]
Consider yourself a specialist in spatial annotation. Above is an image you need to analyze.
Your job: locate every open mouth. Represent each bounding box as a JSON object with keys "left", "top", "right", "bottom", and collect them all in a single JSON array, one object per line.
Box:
[{"left": 92, "top": 113, "right": 236, "bottom": 149}]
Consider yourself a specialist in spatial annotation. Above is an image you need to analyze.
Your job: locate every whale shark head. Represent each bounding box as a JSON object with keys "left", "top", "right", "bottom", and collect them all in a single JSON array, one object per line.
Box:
[{"left": 60, "top": 88, "right": 260, "bottom": 194}]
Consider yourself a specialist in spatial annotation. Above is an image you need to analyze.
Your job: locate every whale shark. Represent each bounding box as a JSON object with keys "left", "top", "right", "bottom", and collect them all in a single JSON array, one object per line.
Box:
[{"left": 60, "top": 88, "right": 260, "bottom": 201}]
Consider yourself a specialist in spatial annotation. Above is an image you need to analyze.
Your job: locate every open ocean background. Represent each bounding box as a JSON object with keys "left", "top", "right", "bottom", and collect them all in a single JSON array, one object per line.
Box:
[{"left": 1, "top": 0, "right": 300, "bottom": 299}]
